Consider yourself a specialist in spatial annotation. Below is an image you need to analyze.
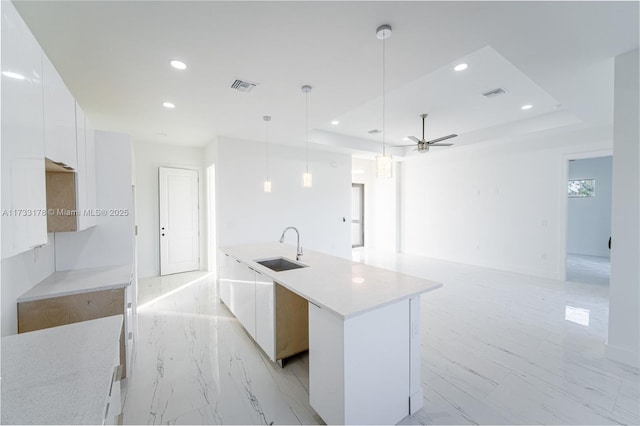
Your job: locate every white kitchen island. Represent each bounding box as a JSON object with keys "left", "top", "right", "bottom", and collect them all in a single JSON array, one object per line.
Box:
[{"left": 218, "top": 243, "right": 442, "bottom": 425}]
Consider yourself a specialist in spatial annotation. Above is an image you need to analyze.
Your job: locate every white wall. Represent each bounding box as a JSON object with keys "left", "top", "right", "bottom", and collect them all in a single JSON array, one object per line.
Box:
[
  {"left": 1, "top": 235, "right": 55, "bottom": 336},
  {"left": 401, "top": 125, "right": 612, "bottom": 279},
  {"left": 608, "top": 49, "right": 639, "bottom": 368},
  {"left": 567, "top": 156, "right": 612, "bottom": 257},
  {"left": 55, "top": 131, "right": 135, "bottom": 270},
  {"left": 134, "top": 141, "right": 205, "bottom": 278},
  {"left": 216, "top": 137, "right": 351, "bottom": 259},
  {"left": 351, "top": 157, "right": 397, "bottom": 252}
]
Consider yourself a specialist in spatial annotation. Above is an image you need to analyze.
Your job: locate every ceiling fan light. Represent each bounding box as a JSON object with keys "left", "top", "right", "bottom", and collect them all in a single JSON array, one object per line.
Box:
[{"left": 375, "top": 155, "right": 393, "bottom": 179}]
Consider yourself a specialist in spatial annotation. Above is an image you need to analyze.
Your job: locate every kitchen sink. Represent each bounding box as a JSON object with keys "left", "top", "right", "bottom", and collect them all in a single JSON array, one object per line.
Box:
[{"left": 255, "top": 257, "right": 308, "bottom": 272}]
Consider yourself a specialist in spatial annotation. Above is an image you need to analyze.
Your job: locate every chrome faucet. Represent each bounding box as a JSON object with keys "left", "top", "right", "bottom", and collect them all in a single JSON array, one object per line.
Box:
[{"left": 279, "top": 226, "right": 303, "bottom": 260}]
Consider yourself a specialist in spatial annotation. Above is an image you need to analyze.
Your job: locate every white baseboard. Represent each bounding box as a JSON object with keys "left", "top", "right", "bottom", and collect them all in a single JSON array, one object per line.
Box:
[{"left": 606, "top": 343, "right": 640, "bottom": 368}]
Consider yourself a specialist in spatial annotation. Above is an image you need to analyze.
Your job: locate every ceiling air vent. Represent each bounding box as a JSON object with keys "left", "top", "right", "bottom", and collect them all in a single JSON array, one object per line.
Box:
[
  {"left": 482, "top": 87, "right": 507, "bottom": 98},
  {"left": 230, "top": 78, "right": 258, "bottom": 93},
  {"left": 368, "top": 129, "right": 382, "bottom": 135}
]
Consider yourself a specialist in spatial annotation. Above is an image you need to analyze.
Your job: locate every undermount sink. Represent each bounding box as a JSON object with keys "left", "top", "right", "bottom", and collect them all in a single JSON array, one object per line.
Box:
[{"left": 255, "top": 257, "right": 308, "bottom": 272}]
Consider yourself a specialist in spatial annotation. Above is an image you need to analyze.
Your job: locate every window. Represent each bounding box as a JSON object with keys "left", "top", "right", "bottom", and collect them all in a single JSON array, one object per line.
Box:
[{"left": 568, "top": 179, "right": 595, "bottom": 197}]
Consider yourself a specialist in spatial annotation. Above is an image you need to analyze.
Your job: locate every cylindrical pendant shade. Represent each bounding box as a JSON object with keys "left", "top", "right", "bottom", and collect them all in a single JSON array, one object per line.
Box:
[
  {"left": 375, "top": 155, "right": 393, "bottom": 178},
  {"left": 302, "top": 172, "right": 313, "bottom": 188}
]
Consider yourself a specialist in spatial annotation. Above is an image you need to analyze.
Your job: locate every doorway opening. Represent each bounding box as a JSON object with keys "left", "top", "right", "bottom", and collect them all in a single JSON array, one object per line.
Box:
[
  {"left": 351, "top": 183, "right": 364, "bottom": 248},
  {"left": 207, "top": 164, "right": 217, "bottom": 275},
  {"left": 565, "top": 156, "right": 612, "bottom": 285}
]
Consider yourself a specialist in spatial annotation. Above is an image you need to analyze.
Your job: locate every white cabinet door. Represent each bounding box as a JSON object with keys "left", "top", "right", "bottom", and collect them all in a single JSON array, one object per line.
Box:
[
  {"left": 75, "top": 103, "right": 90, "bottom": 231},
  {"left": 255, "top": 272, "right": 275, "bottom": 360},
  {"left": 1, "top": 1, "right": 48, "bottom": 259},
  {"left": 42, "top": 53, "right": 77, "bottom": 169},
  {"left": 84, "top": 119, "right": 97, "bottom": 228},
  {"left": 217, "top": 252, "right": 231, "bottom": 307},
  {"left": 229, "top": 259, "right": 256, "bottom": 338}
]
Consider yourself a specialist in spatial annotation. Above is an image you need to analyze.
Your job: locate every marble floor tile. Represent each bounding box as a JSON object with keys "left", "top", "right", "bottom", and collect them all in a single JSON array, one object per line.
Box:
[
  {"left": 137, "top": 270, "right": 212, "bottom": 306},
  {"left": 122, "top": 250, "right": 639, "bottom": 425}
]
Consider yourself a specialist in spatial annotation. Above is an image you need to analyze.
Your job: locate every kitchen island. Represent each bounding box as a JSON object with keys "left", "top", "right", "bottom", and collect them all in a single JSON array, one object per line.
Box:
[{"left": 218, "top": 243, "right": 442, "bottom": 425}]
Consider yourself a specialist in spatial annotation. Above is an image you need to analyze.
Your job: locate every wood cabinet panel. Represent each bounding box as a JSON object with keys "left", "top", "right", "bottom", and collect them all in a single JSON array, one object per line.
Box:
[
  {"left": 46, "top": 169, "right": 77, "bottom": 232},
  {"left": 275, "top": 283, "right": 309, "bottom": 360}
]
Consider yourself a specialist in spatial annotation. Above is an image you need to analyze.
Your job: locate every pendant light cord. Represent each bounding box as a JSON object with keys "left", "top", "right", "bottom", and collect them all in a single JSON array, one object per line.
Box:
[
  {"left": 305, "top": 91, "right": 309, "bottom": 173},
  {"left": 382, "top": 34, "right": 386, "bottom": 156},
  {"left": 265, "top": 119, "right": 269, "bottom": 180}
]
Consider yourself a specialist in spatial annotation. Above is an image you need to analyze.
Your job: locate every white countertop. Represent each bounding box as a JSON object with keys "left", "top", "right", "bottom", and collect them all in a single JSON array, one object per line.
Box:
[
  {"left": 18, "top": 264, "right": 132, "bottom": 303},
  {"left": 220, "top": 243, "right": 442, "bottom": 319},
  {"left": 1, "top": 315, "right": 123, "bottom": 425}
]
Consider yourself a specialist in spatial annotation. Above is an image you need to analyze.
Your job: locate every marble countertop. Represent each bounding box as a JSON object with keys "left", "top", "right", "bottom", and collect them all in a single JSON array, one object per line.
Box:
[
  {"left": 18, "top": 264, "right": 132, "bottom": 303},
  {"left": 220, "top": 243, "right": 442, "bottom": 319},
  {"left": 1, "top": 315, "right": 123, "bottom": 425}
]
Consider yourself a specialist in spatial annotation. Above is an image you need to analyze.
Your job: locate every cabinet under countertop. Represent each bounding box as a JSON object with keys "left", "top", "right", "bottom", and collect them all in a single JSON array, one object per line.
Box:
[{"left": 16, "top": 264, "right": 134, "bottom": 377}]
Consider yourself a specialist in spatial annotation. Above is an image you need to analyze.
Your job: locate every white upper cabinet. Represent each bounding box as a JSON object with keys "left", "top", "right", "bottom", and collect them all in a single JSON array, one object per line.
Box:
[
  {"left": 84, "top": 118, "right": 97, "bottom": 229},
  {"left": 42, "top": 53, "right": 77, "bottom": 170},
  {"left": 75, "top": 104, "right": 90, "bottom": 231},
  {"left": 1, "top": 1, "right": 48, "bottom": 259}
]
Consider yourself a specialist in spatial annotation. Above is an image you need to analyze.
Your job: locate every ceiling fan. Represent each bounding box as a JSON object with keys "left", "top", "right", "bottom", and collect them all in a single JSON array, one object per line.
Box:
[{"left": 398, "top": 114, "right": 457, "bottom": 153}]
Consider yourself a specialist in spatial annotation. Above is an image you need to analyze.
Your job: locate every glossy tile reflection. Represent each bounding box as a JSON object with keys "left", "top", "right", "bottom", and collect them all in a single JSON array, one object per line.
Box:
[
  {"left": 123, "top": 252, "right": 639, "bottom": 425},
  {"left": 123, "top": 273, "right": 321, "bottom": 425}
]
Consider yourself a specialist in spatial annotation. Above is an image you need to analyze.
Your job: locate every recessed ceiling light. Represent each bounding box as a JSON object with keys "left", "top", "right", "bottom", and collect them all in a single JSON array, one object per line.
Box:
[
  {"left": 331, "top": 120, "right": 339, "bottom": 125},
  {"left": 170, "top": 60, "right": 187, "bottom": 70},
  {"left": 454, "top": 63, "right": 468, "bottom": 71},
  {"left": 162, "top": 102, "right": 175, "bottom": 109},
  {"left": 521, "top": 104, "right": 533, "bottom": 110},
  {"left": 157, "top": 132, "right": 168, "bottom": 136},
  {"left": 2, "top": 71, "right": 25, "bottom": 80}
]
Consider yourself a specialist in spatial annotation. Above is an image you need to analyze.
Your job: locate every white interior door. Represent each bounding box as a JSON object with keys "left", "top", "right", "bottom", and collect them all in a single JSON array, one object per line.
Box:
[
  {"left": 351, "top": 184, "right": 364, "bottom": 248},
  {"left": 159, "top": 167, "right": 199, "bottom": 276}
]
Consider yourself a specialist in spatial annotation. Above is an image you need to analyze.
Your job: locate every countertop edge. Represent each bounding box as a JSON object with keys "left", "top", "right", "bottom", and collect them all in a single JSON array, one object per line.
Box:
[{"left": 17, "top": 281, "right": 131, "bottom": 303}]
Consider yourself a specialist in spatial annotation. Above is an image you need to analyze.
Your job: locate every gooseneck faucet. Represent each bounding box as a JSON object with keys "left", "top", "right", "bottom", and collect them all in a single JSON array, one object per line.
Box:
[{"left": 279, "top": 227, "right": 303, "bottom": 260}]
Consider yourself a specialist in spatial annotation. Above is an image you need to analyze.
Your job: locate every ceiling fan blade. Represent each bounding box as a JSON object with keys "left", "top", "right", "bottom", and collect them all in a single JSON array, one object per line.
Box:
[
  {"left": 394, "top": 144, "right": 418, "bottom": 147},
  {"left": 427, "top": 134, "right": 458, "bottom": 144},
  {"left": 408, "top": 136, "right": 421, "bottom": 143},
  {"left": 429, "top": 143, "right": 454, "bottom": 147}
]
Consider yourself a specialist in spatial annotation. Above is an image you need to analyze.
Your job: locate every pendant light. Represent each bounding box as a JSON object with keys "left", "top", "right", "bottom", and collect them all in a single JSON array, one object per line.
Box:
[
  {"left": 375, "top": 24, "right": 393, "bottom": 179},
  {"left": 263, "top": 115, "right": 272, "bottom": 192},
  {"left": 301, "top": 84, "right": 313, "bottom": 188}
]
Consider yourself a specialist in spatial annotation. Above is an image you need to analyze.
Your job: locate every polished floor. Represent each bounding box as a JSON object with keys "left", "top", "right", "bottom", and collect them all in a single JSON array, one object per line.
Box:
[
  {"left": 137, "top": 270, "right": 211, "bottom": 306},
  {"left": 122, "top": 252, "right": 639, "bottom": 425},
  {"left": 566, "top": 253, "right": 611, "bottom": 286}
]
